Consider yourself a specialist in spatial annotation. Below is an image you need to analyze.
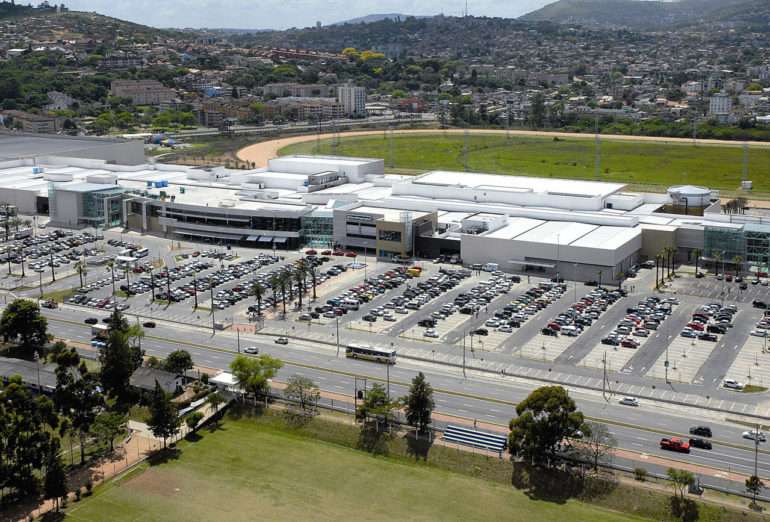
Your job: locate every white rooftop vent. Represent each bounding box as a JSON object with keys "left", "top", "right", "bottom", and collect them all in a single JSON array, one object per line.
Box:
[
  {"left": 43, "top": 172, "right": 73, "bottom": 182},
  {"left": 219, "top": 199, "right": 236, "bottom": 208}
]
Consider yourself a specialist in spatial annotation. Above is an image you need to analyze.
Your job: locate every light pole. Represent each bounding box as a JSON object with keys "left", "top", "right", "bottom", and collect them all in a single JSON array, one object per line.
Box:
[
  {"left": 38, "top": 270, "right": 43, "bottom": 298},
  {"left": 665, "top": 343, "right": 670, "bottom": 384},
  {"left": 209, "top": 276, "right": 215, "bottom": 334},
  {"left": 335, "top": 315, "right": 340, "bottom": 357},
  {"left": 462, "top": 329, "right": 467, "bottom": 377}
]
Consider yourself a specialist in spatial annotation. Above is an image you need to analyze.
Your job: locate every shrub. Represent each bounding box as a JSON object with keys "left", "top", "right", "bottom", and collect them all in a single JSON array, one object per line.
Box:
[
  {"left": 85, "top": 481, "right": 93, "bottom": 496},
  {"left": 634, "top": 467, "right": 648, "bottom": 482}
]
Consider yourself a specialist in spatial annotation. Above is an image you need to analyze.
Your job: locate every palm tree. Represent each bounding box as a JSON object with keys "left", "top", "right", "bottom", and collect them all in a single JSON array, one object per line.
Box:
[
  {"left": 75, "top": 260, "right": 87, "bottom": 288},
  {"left": 693, "top": 248, "right": 701, "bottom": 276},
  {"left": 269, "top": 273, "right": 281, "bottom": 311},
  {"left": 251, "top": 281, "right": 265, "bottom": 317},
  {"left": 106, "top": 260, "right": 116, "bottom": 294},
  {"left": 309, "top": 267, "right": 318, "bottom": 300},
  {"left": 286, "top": 269, "right": 295, "bottom": 301},
  {"left": 294, "top": 263, "right": 307, "bottom": 309},
  {"left": 665, "top": 246, "right": 676, "bottom": 279},
  {"left": 279, "top": 272, "right": 289, "bottom": 316},
  {"left": 733, "top": 255, "right": 743, "bottom": 276},
  {"left": 714, "top": 251, "right": 722, "bottom": 277}
]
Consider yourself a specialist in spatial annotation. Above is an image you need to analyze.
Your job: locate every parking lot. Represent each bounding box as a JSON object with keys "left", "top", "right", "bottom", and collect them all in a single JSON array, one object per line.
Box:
[{"left": 672, "top": 272, "right": 770, "bottom": 304}]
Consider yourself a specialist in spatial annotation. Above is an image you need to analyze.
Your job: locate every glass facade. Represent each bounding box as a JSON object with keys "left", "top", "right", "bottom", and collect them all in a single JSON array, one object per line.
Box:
[
  {"left": 704, "top": 223, "right": 770, "bottom": 271},
  {"left": 82, "top": 189, "right": 124, "bottom": 227},
  {"left": 745, "top": 224, "right": 770, "bottom": 271},
  {"left": 302, "top": 214, "right": 334, "bottom": 248}
]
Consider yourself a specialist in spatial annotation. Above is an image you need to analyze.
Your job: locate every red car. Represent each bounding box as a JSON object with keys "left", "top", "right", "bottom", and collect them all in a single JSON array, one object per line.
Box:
[
  {"left": 687, "top": 322, "right": 705, "bottom": 331},
  {"left": 621, "top": 339, "right": 639, "bottom": 349},
  {"left": 305, "top": 249, "right": 317, "bottom": 256},
  {"left": 345, "top": 252, "right": 357, "bottom": 258},
  {"left": 333, "top": 250, "right": 345, "bottom": 256},
  {"left": 321, "top": 250, "right": 332, "bottom": 256},
  {"left": 660, "top": 437, "right": 690, "bottom": 453}
]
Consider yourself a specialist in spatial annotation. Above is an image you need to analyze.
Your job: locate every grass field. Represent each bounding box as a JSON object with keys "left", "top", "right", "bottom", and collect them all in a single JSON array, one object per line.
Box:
[
  {"left": 65, "top": 417, "right": 641, "bottom": 522},
  {"left": 280, "top": 134, "right": 770, "bottom": 195}
]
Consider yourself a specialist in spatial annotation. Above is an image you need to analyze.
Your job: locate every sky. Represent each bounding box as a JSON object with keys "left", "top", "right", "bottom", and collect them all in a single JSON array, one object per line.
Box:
[{"left": 63, "top": 0, "right": 556, "bottom": 30}]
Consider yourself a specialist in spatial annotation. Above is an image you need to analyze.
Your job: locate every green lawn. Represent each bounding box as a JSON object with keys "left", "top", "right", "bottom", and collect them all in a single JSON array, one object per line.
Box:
[
  {"left": 65, "top": 418, "right": 639, "bottom": 522},
  {"left": 280, "top": 134, "right": 770, "bottom": 196}
]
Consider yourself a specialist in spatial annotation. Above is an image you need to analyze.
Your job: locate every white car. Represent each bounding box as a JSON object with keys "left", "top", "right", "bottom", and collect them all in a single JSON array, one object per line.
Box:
[
  {"left": 723, "top": 379, "right": 745, "bottom": 390},
  {"left": 497, "top": 325, "right": 513, "bottom": 333},
  {"left": 274, "top": 337, "right": 289, "bottom": 345},
  {"left": 750, "top": 330, "right": 768, "bottom": 337},
  {"left": 743, "top": 430, "right": 767, "bottom": 442},
  {"left": 619, "top": 397, "right": 640, "bottom": 407},
  {"left": 424, "top": 328, "right": 439, "bottom": 338},
  {"left": 243, "top": 346, "right": 259, "bottom": 354}
]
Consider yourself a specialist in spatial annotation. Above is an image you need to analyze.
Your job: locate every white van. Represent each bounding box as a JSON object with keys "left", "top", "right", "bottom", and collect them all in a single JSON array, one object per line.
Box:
[
  {"left": 341, "top": 299, "right": 359, "bottom": 311},
  {"left": 483, "top": 263, "right": 499, "bottom": 272}
]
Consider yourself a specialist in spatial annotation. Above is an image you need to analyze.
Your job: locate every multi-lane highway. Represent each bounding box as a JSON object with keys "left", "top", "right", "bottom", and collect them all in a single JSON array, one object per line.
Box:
[{"left": 42, "top": 305, "right": 770, "bottom": 497}]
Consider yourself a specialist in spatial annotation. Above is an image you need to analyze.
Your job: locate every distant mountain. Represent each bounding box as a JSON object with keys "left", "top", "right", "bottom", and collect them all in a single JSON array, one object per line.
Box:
[
  {"left": 333, "top": 13, "right": 429, "bottom": 26},
  {"left": 520, "top": 0, "right": 769, "bottom": 30}
]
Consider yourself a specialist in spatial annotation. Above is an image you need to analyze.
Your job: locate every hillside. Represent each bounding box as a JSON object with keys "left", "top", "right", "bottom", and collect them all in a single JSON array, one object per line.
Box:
[
  {"left": 521, "top": 0, "right": 769, "bottom": 30},
  {"left": 333, "top": 13, "right": 427, "bottom": 25}
]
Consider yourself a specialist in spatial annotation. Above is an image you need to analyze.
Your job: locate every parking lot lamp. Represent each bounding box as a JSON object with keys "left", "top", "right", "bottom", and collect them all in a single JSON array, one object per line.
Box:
[
  {"left": 335, "top": 315, "right": 340, "bottom": 357},
  {"left": 149, "top": 268, "right": 155, "bottom": 302},
  {"left": 193, "top": 273, "right": 198, "bottom": 310},
  {"left": 665, "top": 343, "right": 670, "bottom": 384},
  {"left": 462, "top": 330, "right": 467, "bottom": 377},
  {"left": 49, "top": 250, "right": 55, "bottom": 282},
  {"left": 38, "top": 271, "right": 43, "bottom": 298},
  {"left": 209, "top": 276, "right": 215, "bottom": 334}
]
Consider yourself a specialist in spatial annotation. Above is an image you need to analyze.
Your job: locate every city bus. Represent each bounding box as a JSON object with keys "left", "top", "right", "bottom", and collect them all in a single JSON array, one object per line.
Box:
[
  {"left": 134, "top": 248, "right": 149, "bottom": 258},
  {"left": 345, "top": 343, "right": 397, "bottom": 364}
]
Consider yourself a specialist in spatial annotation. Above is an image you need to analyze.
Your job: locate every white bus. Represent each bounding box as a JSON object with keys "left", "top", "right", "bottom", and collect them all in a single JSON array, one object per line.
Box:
[
  {"left": 345, "top": 343, "right": 396, "bottom": 364},
  {"left": 134, "top": 248, "right": 149, "bottom": 258}
]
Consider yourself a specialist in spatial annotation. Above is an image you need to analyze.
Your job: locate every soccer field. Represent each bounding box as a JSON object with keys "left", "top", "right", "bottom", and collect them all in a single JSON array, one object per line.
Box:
[
  {"left": 280, "top": 133, "right": 770, "bottom": 195},
  {"left": 65, "top": 418, "right": 641, "bottom": 522}
]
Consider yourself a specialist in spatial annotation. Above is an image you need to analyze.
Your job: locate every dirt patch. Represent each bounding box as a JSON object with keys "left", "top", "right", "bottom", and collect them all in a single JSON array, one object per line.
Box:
[{"left": 128, "top": 467, "right": 182, "bottom": 498}]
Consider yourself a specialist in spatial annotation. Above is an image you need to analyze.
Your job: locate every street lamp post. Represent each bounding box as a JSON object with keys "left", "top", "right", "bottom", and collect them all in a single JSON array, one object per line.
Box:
[
  {"left": 462, "top": 329, "right": 467, "bottom": 377},
  {"left": 335, "top": 315, "right": 340, "bottom": 357},
  {"left": 209, "top": 276, "right": 215, "bottom": 334}
]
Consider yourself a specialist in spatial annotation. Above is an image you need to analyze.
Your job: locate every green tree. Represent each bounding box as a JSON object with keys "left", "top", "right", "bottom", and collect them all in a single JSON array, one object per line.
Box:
[
  {"left": 91, "top": 411, "right": 127, "bottom": 452},
  {"left": 529, "top": 92, "right": 546, "bottom": 128},
  {"left": 251, "top": 281, "right": 265, "bottom": 317},
  {"left": 746, "top": 475, "right": 764, "bottom": 508},
  {"left": 147, "top": 381, "right": 181, "bottom": 449},
  {"left": 74, "top": 260, "right": 87, "bottom": 288},
  {"left": 100, "top": 310, "right": 141, "bottom": 410},
  {"left": 0, "top": 376, "right": 59, "bottom": 498},
  {"left": 667, "top": 467, "right": 694, "bottom": 504},
  {"left": 185, "top": 411, "right": 204, "bottom": 433},
  {"left": 508, "top": 386, "right": 585, "bottom": 467},
  {"left": 0, "top": 299, "right": 48, "bottom": 357},
  {"left": 403, "top": 372, "right": 434, "bottom": 436},
  {"left": 53, "top": 348, "right": 103, "bottom": 464},
  {"left": 284, "top": 374, "right": 320, "bottom": 415},
  {"left": 230, "top": 354, "right": 283, "bottom": 403},
  {"left": 164, "top": 349, "right": 193, "bottom": 376},
  {"left": 356, "top": 383, "right": 395, "bottom": 454},
  {"left": 43, "top": 445, "right": 68, "bottom": 513}
]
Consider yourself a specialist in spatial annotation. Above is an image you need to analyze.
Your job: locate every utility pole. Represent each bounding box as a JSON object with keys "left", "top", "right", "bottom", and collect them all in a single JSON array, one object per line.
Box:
[
  {"left": 462, "top": 330, "right": 467, "bottom": 377},
  {"left": 665, "top": 343, "right": 670, "bottom": 384},
  {"left": 193, "top": 273, "right": 198, "bottom": 310},
  {"left": 38, "top": 271, "right": 43, "bottom": 298},
  {"left": 335, "top": 315, "right": 340, "bottom": 357},
  {"left": 386, "top": 361, "right": 390, "bottom": 402},
  {"left": 236, "top": 328, "right": 240, "bottom": 353}
]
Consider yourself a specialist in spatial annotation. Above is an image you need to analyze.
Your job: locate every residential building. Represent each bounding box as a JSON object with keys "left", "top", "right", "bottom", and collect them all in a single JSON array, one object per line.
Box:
[
  {"left": 0, "top": 110, "right": 58, "bottom": 133},
  {"left": 337, "top": 85, "right": 367, "bottom": 116},
  {"left": 110, "top": 80, "right": 176, "bottom": 106}
]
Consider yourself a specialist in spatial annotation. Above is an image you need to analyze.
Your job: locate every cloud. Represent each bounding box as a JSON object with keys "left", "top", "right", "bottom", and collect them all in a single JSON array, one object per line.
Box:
[{"left": 64, "top": 0, "right": 553, "bottom": 29}]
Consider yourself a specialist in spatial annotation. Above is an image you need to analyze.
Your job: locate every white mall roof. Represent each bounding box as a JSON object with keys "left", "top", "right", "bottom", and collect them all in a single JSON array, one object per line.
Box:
[{"left": 414, "top": 171, "right": 626, "bottom": 199}]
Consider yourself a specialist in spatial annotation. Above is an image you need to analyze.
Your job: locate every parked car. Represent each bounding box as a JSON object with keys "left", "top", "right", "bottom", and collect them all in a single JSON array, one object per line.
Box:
[{"left": 723, "top": 379, "right": 745, "bottom": 390}]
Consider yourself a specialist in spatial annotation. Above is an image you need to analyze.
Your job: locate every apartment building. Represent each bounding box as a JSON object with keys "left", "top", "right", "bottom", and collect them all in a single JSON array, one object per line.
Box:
[{"left": 110, "top": 80, "right": 176, "bottom": 106}]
